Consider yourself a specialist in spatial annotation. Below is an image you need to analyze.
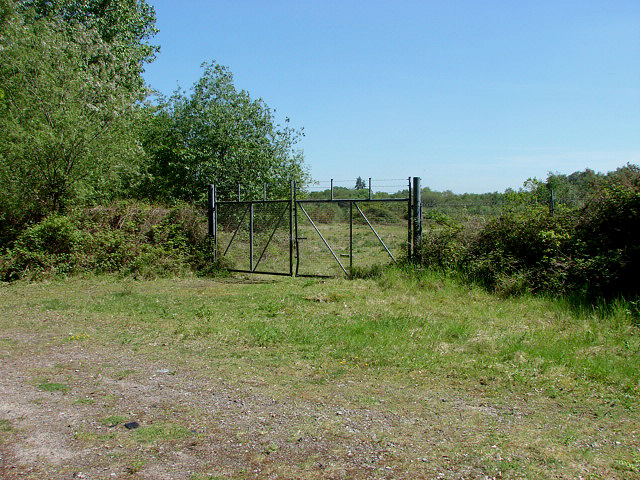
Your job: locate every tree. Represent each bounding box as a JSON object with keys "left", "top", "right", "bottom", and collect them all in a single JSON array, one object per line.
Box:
[
  {"left": 0, "top": 11, "right": 144, "bottom": 223},
  {"left": 355, "top": 176, "right": 366, "bottom": 190},
  {"left": 16, "top": 0, "right": 158, "bottom": 92},
  {"left": 142, "top": 61, "right": 306, "bottom": 202}
]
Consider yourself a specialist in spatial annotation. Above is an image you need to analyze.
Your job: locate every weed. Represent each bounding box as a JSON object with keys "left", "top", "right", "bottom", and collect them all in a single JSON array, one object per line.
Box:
[
  {"left": 115, "top": 369, "right": 136, "bottom": 380},
  {"left": 126, "top": 458, "right": 146, "bottom": 474}
]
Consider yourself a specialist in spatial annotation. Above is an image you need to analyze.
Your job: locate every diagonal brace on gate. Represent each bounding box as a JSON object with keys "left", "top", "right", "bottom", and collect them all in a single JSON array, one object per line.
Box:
[
  {"left": 297, "top": 202, "right": 348, "bottom": 276},
  {"left": 223, "top": 204, "right": 250, "bottom": 256},
  {"left": 353, "top": 202, "right": 396, "bottom": 263},
  {"left": 252, "top": 204, "right": 289, "bottom": 272}
]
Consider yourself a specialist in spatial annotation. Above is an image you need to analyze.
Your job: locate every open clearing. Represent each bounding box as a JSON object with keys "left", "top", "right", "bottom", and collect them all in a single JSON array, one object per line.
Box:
[{"left": 0, "top": 271, "right": 639, "bottom": 479}]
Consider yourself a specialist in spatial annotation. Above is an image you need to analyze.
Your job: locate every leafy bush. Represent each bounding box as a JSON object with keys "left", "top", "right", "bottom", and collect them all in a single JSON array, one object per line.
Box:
[
  {"left": 570, "top": 165, "right": 640, "bottom": 298},
  {"left": 416, "top": 164, "right": 640, "bottom": 300},
  {"left": 463, "top": 206, "right": 573, "bottom": 294},
  {"left": 0, "top": 215, "right": 87, "bottom": 280},
  {"left": 0, "top": 202, "right": 224, "bottom": 281},
  {"left": 416, "top": 211, "right": 467, "bottom": 272}
]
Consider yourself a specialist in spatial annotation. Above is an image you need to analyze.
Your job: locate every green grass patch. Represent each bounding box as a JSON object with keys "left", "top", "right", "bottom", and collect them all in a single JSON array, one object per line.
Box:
[
  {"left": 37, "top": 381, "right": 69, "bottom": 393},
  {"left": 132, "top": 423, "right": 193, "bottom": 444},
  {"left": 0, "top": 419, "right": 13, "bottom": 432},
  {"left": 100, "top": 415, "right": 129, "bottom": 426}
]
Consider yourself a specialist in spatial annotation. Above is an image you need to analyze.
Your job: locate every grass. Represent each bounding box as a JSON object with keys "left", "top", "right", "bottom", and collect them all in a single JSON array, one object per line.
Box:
[
  {"left": 8, "top": 268, "right": 639, "bottom": 396},
  {"left": 36, "top": 381, "right": 70, "bottom": 393},
  {"left": 0, "top": 418, "right": 13, "bottom": 432},
  {"left": 100, "top": 415, "right": 129, "bottom": 426},
  {"left": 132, "top": 423, "right": 193, "bottom": 444},
  {"left": 1, "top": 267, "right": 639, "bottom": 478}
]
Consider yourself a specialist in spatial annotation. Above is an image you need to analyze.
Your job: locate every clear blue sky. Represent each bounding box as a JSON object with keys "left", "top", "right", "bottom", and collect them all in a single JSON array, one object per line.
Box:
[{"left": 143, "top": 0, "right": 640, "bottom": 193}]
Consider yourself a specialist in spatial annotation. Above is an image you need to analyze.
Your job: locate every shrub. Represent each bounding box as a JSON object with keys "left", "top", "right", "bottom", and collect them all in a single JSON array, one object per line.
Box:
[
  {"left": 0, "top": 202, "right": 223, "bottom": 281},
  {"left": 570, "top": 165, "right": 640, "bottom": 298},
  {"left": 463, "top": 206, "right": 573, "bottom": 293},
  {"left": 0, "top": 215, "right": 88, "bottom": 280},
  {"left": 415, "top": 164, "right": 640, "bottom": 300},
  {"left": 416, "top": 212, "right": 467, "bottom": 271}
]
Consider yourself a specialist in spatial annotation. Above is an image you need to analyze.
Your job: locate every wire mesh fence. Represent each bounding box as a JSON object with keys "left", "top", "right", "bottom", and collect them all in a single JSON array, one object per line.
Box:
[
  {"left": 212, "top": 179, "right": 412, "bottom": 277},
  {"left": 211, "top": 178, "right": 585, "bottom": 277},
  {"left": 294, "top": 200, "right": 408, "bottom": 276},
  {"left": 216, "top": 200, "right": 292, "bottom": 274}
]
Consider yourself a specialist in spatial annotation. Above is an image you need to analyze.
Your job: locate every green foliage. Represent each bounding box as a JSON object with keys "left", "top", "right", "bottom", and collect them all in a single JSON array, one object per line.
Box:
[
  {"left": 0, "top": 202, "right": 226, "bottom": 281},
  {"left": 464, "top": 206, "right": 573, "bottom": 293},
  {"left": 416, "top": 164, "right": 640, "bottom": 300},
  {"left": 1, "top": 215, "right": 87, "bottom": 280},
  {"left": 571, "top": 164, "right": 640, "bottom": 298},
  {"left": 140, "top": 61, "right": 306, "bottom": 203},
  {"left": 16, "top": 0, "right": 158, "bottom": 92},
  {"left": 417, "top": 211, "right": 466, "bottom": 272},
  {"left": 0, "top": 0, "right": 13, "bottom": 32},
  {"left": 0, "top": 8, "right": 147, "bottom": 226}
]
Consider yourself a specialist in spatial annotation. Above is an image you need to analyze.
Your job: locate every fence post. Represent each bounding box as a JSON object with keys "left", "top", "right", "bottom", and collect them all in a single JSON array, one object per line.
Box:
[
  {"left": 249, "top": 202, "right": 254, "bottom": 271},
  {"left": 289, "top": 180, "right": 294, "bottom": 276},
  {"left": 349, "top": 201, "right": 353, "bottom": 275},
  {"left": 330, "top": 179, "right": 334, "bottom": 200},
  {"left": 412, "top": 177, "right": 422, "bottom": 259},
  {"left": 293, "top": 180, "right": 299, "bottom": 276},
  {"left": 207, "top": 184, "right": 214, "bottom": 237},
  {"left": 407, "top": 177, "right": 412, "bottom": 261},
  {"left": 550, "top": 187, "right": 555, "bottom": 215},
  {"left": 208, "top": 184, "right": 216, "bottom": 261},
  {"left": 368, "top": 177, "right": 372, "bottom": 200}
]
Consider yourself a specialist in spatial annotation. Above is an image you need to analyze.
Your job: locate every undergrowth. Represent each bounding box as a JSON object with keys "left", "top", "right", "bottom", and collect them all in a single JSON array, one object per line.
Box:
[
  {"left": 416, "top": 164, "right": 640, "bottom": 302},
  {"left": 0, "top": 201, "right": 229, "bottom": 281}
]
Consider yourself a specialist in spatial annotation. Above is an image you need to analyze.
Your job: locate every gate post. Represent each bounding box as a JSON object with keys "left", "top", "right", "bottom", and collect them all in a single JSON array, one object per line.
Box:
[
  {"left": 249, "top": 202, "right": 254, "bottom": 271},
  {"left": 289, "top": 180, "right": 294, "bottom": 276},
  {"left": 208, "top": 184, "right": 216, "bottom": 261},
  {"left": 407, "top": 177, "right": 412, "bottom": 261},
  {"left": 412, "top": 177, "right": 422, "bottom": 259},
  {"left": 207, "top": 184, "right": 214, "bottom": 237}
]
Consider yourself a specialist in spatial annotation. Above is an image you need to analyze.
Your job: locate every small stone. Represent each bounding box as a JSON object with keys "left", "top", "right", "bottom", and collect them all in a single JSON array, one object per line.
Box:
[
  {"left": 156, "top": 369, "right": 170, "bottom": 374},
  {"left": 124, "top": 421, "right": 139, "bottom": 429}
]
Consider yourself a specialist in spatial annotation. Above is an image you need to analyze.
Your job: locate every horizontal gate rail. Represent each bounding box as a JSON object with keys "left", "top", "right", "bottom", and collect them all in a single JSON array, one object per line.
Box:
[
  {"left": 216, "top": 199, "right": 290, "bottom": 205},
  {"left": 298, "top": 197, "right": 408, "bottom": 203},
  {"left": 208, "top": 177, "right": 421, "bottom": 278}
]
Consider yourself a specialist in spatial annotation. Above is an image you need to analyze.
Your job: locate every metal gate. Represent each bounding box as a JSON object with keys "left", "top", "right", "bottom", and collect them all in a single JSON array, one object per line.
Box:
[{"left": 208, "top": 178, "right": 422, "bottom": 278}]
